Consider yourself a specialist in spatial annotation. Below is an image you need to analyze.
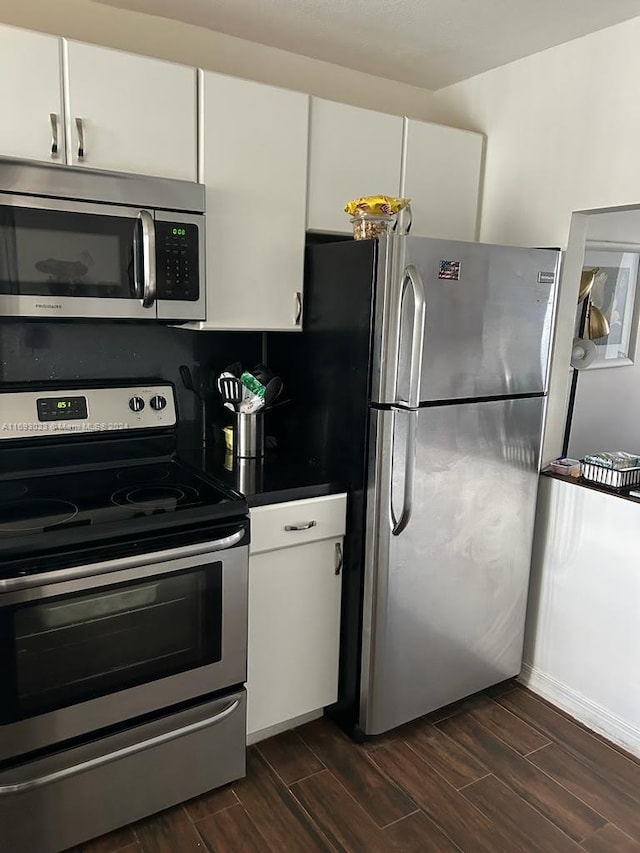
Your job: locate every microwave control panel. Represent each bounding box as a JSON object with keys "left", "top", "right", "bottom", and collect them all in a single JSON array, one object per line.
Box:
[{"left": 156, "top": 222, "right": 199, "bottom": 302}]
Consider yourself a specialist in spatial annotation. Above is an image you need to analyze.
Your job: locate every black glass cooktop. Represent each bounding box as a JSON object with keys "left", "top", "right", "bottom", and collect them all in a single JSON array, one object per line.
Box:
[{"left": 0, "top": 458, "right": 246, "bottom": 557}]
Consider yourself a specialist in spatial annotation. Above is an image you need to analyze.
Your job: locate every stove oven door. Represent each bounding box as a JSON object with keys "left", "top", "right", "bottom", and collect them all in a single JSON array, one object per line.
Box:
[{"left": 0, "top": 523, "right": 248, "bottom": 761}]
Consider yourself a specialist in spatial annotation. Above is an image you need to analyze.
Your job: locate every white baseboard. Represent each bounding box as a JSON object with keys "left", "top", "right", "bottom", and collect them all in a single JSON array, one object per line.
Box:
[
  {"left": 247, "top": 708, "right": 323, "bottom": 746},
  {"left": 519, "top": 663, "right": 640, "bottom": 759}
]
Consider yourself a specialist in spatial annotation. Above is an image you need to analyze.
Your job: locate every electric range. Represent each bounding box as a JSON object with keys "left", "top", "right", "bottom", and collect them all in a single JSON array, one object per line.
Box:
[{"left": 0, "top": 381, "right": 249, "bottom": 853}]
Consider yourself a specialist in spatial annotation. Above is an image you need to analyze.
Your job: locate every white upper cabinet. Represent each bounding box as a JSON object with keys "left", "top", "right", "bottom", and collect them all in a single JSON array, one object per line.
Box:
[
  {"left": 402, "top": 119, "right": 483, "bottom": 240},
  {"left": 63, "top": 41, "right": 197, "bottom": 180},
  {"left": 0, "top": 26, "right": 64, "bottom": 164},
  {"left": 197, "top": 71, "right": 309, "bottom": 330},
  {"left": 307, "top": 98, "right": 404, "bottom": 234}
]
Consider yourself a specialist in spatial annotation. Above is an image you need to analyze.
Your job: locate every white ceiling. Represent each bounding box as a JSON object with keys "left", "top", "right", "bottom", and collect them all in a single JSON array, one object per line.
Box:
[{"left": 94, "top": 0, "right": 640, "bottom": 89}]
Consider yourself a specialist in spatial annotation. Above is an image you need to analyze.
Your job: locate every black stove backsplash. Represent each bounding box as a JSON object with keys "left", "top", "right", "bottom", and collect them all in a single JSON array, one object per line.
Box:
[{"left": 0, "top": 320, "right": 261, "bottom": 439}]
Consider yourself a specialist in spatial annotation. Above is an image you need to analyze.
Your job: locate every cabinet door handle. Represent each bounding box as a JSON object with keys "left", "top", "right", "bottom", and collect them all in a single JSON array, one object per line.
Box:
[
  {"left": 284, "top": 520, "right": 317, "bottom": 531},
  {"left": 49, "top": 113, "right": 59, "bottom": 158},
  {"left": 294, "top": 291, "right": 302, "bottom": 325},
  {"left": 335, "top": 541, "right": 343, "bottom": 575},
  {"left": 75, "top": 117, "right": 85, "bottom": 159}
]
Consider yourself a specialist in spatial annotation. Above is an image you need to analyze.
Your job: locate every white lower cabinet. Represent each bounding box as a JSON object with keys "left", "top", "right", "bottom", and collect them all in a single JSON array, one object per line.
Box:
[{"left": 247, "top": 494, "right": 347, "bottom": 739}]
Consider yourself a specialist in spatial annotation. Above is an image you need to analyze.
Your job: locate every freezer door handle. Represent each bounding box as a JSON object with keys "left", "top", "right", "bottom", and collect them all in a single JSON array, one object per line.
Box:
[
  {"left": 400, "top": 264, "right": 426, "bottom": 409},
  {"left": 390, "top": 409, "right": 418, "bottom": 536}
]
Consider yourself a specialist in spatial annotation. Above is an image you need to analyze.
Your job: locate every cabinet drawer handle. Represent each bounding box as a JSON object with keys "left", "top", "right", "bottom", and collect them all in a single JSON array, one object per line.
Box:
[
  {"left": 335, "top": 541, "right": 343, "bottom": 575},
  {"left": 294, "top": 291, "right": 302, "bottom": 325},
  {"left": 49, "top": 113, "right": 59, "bottom": 158},
  {"left": 284, "top": 520, "right": 317, "bottom": 532},
  {"left": 75, "top": 117, "right": 85, "bottom": 159}
]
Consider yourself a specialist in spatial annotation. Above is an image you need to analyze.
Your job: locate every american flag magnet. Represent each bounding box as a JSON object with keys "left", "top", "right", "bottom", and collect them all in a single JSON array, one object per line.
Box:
[{"left": 438, "top": 260, "right": 461, "bottom": 281}]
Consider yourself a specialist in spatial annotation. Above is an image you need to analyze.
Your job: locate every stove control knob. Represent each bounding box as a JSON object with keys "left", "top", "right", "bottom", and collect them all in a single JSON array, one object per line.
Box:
[
  {"left": 129, "top": 396, "right": 145, "bottom": 412},
  {"left": 150, "top": 395, "right": 167, "bottom": 411}
]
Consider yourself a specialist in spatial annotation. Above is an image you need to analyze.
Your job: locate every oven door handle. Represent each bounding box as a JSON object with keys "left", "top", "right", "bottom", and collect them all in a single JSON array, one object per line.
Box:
[
  {"left": 0, "top": 529, "right": 245, "bottom": 593},
  {"left": 0, "top": 699, "right": 240, "bottom": 795}
]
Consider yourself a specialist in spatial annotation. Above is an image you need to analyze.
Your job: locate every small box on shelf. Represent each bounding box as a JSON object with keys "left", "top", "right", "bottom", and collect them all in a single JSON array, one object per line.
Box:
[{"left": 549, "top": 458, "right": 581, "bottom": 477}]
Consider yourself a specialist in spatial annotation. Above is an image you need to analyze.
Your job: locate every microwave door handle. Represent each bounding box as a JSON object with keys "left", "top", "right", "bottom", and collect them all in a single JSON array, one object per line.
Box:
[
  {"left": 132, "top": 217, "right": 143, "bottom": 300},
  {"left": 138, "top": 209, "right": 156, "bottom": 309}
]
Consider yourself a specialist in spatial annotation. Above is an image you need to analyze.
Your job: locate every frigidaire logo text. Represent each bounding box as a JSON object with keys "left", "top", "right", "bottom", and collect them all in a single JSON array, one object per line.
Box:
[{"left": 35, "top": 303, "right": 63, "bottom": 309}]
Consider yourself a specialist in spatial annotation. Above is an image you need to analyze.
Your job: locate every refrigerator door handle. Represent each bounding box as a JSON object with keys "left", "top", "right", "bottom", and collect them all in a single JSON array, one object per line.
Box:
[
  {"left": 400, "top": 265, "right": 426, "bottom": 409},
  {"left": 390, "top": 409, "right": 418, "bottom": 536}
]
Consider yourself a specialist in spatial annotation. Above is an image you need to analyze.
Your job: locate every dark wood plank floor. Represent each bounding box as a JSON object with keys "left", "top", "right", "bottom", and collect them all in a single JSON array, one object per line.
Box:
[{"left": 69, "top": 684, "right": 640, "bottom": 853}]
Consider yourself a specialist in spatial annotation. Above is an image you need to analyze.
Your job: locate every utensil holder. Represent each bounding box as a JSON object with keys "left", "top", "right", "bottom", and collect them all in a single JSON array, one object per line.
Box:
[{"left": 234, "top": 412, "right": 264, "bottom": 458}]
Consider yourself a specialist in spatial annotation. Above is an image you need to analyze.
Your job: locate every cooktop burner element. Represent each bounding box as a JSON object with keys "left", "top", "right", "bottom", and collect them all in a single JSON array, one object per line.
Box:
[
  {"left": 111, "top": 484, "right": 199, "bottom": 511},
  {"left": 0, "top": 457, "right": 243, "bottom": 559},
  {"left": 0, "top": 499, "right": 79, "bottom": 534}
]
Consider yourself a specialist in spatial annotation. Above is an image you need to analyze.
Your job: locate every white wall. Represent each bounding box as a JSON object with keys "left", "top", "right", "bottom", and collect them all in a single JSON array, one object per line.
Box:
[
  {"left": 569, "top": 209, "right": 640, "bottom": 458},
  {"left": 0, "top": 0, "right": 440, "bottom": 120},
  {"left": 433, "top": 15, "right": 640, "bottom": 463},
  {"left": 433, "top": 16, "right": 640, "bottom": 246}
]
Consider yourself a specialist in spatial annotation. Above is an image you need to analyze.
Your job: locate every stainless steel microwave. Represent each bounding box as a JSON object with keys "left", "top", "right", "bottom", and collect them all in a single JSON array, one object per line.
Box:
[{"left": 0, "top": 159, "right": 205, "bottom": 322}]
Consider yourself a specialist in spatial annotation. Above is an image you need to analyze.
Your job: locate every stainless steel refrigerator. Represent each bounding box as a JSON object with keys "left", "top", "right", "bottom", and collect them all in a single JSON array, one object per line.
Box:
[{"left": 268, "top": 234, "right": 560, "bottom": 738}]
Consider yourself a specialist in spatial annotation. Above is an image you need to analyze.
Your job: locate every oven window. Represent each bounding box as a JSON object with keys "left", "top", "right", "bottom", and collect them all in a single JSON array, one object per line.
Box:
[
  {"left": 0, "top": 565, "right": 222, "bottom": 723},
  {"left": 0, "top": 204, "right": 137, "bottom": 299}
]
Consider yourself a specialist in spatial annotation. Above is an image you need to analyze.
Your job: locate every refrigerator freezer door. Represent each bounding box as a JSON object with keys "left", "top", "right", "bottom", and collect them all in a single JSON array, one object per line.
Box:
[
  {"left": 391, "top": 238, "right": 560, "bottom": 405},
  {"left": 360, "top": 396, "right": 545, "bottom": 735}
]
